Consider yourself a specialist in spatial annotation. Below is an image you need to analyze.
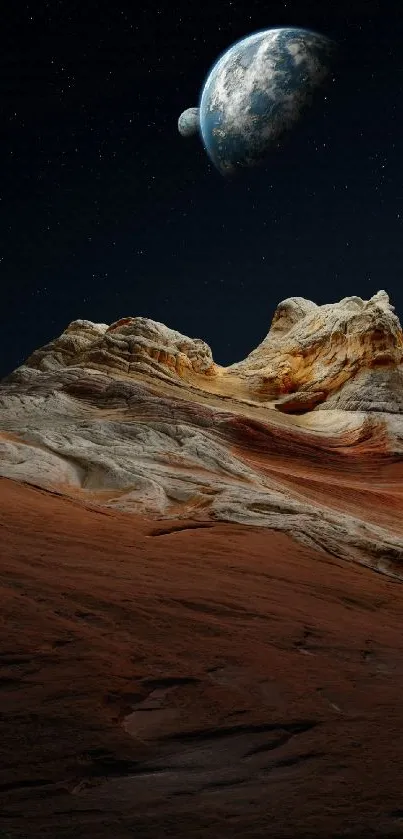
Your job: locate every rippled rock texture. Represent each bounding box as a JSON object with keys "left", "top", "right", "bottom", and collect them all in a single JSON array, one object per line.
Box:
[
  {"left": 2, "top": 290, "right": 403, "bottom": 838},
  {"left": 1, "top": 290, "right": 403, "bottom": 580},
  {"left": 1, "top": 478, "right": 403, "bottom": 839}
]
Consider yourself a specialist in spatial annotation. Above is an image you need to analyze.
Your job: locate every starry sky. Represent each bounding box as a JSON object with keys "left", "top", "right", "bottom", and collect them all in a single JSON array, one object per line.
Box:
[{"left": 0, "top": 0, "right": 401, "bottom": 377}]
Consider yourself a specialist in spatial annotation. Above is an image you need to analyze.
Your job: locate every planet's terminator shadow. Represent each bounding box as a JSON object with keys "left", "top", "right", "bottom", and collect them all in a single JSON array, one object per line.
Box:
[
  {"left": 214, "top": 62, "right": 341, "bottom": 187},
  {"left": 187, "top": 28, "right": 342, "bottom": 181}
]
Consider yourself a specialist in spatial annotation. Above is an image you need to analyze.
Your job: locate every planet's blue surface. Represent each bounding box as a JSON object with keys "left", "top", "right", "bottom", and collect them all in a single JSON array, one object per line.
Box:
[
  {"left": 178, "top": 107, "right": 200, "bottom": 137},
  {"left": 199, "top": 27, "right": 335, "bottom": 175}
]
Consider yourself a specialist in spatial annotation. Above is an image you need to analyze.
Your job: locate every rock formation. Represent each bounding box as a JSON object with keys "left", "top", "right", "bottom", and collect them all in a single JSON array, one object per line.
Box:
[
  {"left": 1, "top": 289, "right": 403, "bottom": 579},
  {"left": 2, "top": 290, "right": 403, "bottom": 839},
  {"left": 7, "top": 288, "right": 403, "bottom": 410}
]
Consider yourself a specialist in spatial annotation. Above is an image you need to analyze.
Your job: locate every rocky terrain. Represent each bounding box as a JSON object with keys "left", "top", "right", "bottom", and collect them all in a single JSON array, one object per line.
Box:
[
  {"left": 1, "top": 290, "right": 403, "bottom": 837},
  {"left": 1, "top": 289, "right": 403, "bottom": 578}
]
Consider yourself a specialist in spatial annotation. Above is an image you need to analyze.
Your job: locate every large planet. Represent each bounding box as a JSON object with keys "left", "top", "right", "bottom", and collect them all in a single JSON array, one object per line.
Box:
[
  {"left": 199, "top": 27, "right": 335, "bottom": 175},
  {"left": 177, "top": 107, "right": 200, "bottom": 137}
]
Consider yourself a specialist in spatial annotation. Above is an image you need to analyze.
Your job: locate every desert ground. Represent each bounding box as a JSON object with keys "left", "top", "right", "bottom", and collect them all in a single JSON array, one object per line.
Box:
[{"left": 1, "top": 476, "right": 403, "bottom": 838}]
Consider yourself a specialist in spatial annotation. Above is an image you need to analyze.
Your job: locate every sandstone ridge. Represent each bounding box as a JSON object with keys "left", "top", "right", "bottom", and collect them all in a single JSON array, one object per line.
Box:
[
  {"left": 1, "top": 290, "right": 403, "bottom": 581},
  {"left": 6, "top": 289, "right": 403, "bottom": 412},
  {"left": 2, "top": 291, "right": 403, "bottom": 839}
]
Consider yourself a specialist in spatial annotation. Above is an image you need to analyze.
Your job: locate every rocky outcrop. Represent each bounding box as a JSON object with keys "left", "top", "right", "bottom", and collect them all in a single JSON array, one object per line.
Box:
[
  {"left": 7, "top": 289, "right": 403, "bottom": 413},
  {"left": 1, "top": 290, "right": 403, "bottom": 580},
  {"left": 15, "top": 316, "right": 216, "bottom": 380},
  {"left": 3, "top": 289, "right": 403, "bottom": 839},
  {"left": 226, "top": 289, "right": 403, "bottom": 409}
]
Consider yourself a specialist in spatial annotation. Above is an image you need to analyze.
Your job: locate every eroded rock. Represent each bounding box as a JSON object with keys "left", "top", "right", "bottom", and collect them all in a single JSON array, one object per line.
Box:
[{"left": 1, "top": 290, "right": 403, "bottom": 579}]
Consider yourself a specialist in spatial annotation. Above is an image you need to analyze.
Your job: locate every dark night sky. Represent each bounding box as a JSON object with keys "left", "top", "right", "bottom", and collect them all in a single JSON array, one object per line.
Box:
[{"left": 0, "top": 0, "right": 401, "bottom": 377}]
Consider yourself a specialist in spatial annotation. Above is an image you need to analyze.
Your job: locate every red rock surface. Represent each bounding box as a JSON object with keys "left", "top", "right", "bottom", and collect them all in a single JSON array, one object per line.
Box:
[
  {"left": 2, "top": 292, "right": 403, "bottom": 837},
  {"left": 1, "top": 476, "right": 403, "bottom": 838},
  {"left": 2, "top": 291, "right": 403, "bottom": 581}
]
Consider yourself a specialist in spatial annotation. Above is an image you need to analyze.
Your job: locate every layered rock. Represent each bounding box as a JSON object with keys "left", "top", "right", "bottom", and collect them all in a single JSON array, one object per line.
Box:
[
  {"left": 13, "top": 316, "right": 216, "bottom": 381},
  {"left": 8, "top": 289, "right": 403, "bottom": 412},
  {"left": 228, "top": 289, "right": 403, "bottom": 409},
  {"left": 1, "top": 290, "right": 403, "bottom": 580},
  {"left": 2, "top": 477, "right": 403, "bottom": 839}
]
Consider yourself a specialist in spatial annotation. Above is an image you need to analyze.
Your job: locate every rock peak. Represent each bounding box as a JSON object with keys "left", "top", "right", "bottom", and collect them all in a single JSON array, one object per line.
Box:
[
  {"left": 2, "top": 290, "right": 403, "bottom": 580},
  {"left": 4, "top": 290, "right": 403, "bottom": 413}
]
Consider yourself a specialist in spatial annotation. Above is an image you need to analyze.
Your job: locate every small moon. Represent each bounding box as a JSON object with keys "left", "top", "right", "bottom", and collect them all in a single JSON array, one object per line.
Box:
[{"left": 178, "top": 107, "right": 200, "bottom": 137}]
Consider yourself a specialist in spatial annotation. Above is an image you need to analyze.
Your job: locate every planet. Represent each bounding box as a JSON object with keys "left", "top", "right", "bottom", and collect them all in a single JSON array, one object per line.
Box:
[
  {"left": 199, "top": 27, "right": 335, "bottom": 175},
  {"left": 178, "top": 107, "right": 200, "bottom": 137}
]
